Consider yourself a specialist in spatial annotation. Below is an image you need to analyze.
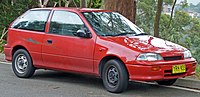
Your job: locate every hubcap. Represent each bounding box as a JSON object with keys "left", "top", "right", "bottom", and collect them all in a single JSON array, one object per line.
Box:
[
  {"left": 107, "top": 66, "right": 119, "bottom": 87},
  {"left": 15, "top": 54, "right": 28, "bottom": 74}
]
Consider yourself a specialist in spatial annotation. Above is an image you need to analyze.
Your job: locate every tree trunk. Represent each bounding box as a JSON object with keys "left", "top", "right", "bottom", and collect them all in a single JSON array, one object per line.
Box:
[
  {"left": 58, "top": 0, "right": 61, "bottom": 7},
  {"left": 62, "top": 0, "right": 72, "bottom": 7},
  {"left": 104, "top": 0, "right": 136, "bottom": 23},
  {"left": 87, "top": 0, "right": 92, "bottom": 8},
  {"left": 167, "top": 0, "right": 177, "bottom": 29},
  {"left": 38, "top": 0, "right": 49, "bottom": 8},
  {"left": 133, "top": 0, "right": 136, "bottom": 24},
  {"left": 11, "top": 0, "right": 17, "bottom": 6},
  {"left": 38, "top": 0, "right": 43, "bottom": 7},
  {"left": 154, "top": 0, "right": 163, "bottom": 38},
  {"left": 80, "top": 0, "right": 86, "bottom": 8}
]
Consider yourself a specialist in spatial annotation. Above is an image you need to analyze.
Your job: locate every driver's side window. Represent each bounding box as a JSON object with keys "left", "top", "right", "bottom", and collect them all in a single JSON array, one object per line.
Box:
[{"left": 49, "top": 10, "right": 86, "bottom": 36}]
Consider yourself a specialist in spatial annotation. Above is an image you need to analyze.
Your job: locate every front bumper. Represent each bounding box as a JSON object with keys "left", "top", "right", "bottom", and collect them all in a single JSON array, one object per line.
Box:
[{"left": 127, "top": 59, "right": 197, "bottom": 81}]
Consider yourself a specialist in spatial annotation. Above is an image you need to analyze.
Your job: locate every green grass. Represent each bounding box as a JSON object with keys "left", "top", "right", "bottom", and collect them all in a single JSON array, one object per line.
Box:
[
  {"left": 186, "top": 64, "right": 200, "bottom": 80},
  {"left": 195, "top": 64, "right": 200, "bottom": 80}
]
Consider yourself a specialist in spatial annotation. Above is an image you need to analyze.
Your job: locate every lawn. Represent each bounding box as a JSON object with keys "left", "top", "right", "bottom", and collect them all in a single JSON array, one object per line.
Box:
[
  {"left": 187, "top": 64, "right": 200, "bottom": 80},
  {"left": 195, "top": 64, "right": 200, "bottom": 80}
]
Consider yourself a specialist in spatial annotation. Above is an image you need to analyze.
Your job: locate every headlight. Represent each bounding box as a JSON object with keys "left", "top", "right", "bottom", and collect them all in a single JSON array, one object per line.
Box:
[
  {"left": 184, "top": 50, "right": 192, "bottom": 59},
  {"left": 136, "top": 53, "right": 163, "bottom": 61}
]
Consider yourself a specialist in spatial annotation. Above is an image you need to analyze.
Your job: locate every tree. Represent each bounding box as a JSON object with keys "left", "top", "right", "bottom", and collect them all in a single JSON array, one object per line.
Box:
[
  {"left": 80, "top": 0, "right": 86, "bottom": 8},
  {"left": 88, "top": 0, "right": 102, "bottom": 8},
  {"left": 38, "top": 0, "right": 49, "bottom": 8},
  {"left": 57, "top": 0, "right": 73, "bottom": 7},
  {"left": 154, "top": 0, "right": 163, "bottom": 37},
  {"left": 137, "top": 0, "right": 156, "bottom": 34},
  {"left": 167, "top": 0, "right": 177, "bottom": 29},
  {"left": 104, "top": 0, "right": 136, "bottom": 23}
]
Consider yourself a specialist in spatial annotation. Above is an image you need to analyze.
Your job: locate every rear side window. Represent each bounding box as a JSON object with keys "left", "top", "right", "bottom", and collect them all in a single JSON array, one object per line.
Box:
[
  {"left": 11, "top": 10, "right": 50, "bottom": 32},
  {"left": 49, "top": 11, "right": 84, "bottom": 36}
]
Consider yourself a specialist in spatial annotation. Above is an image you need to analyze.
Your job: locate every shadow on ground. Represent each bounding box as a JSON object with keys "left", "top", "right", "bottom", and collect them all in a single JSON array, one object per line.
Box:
[{"left": 29, "top": 70, "right": 199, "bottom": 97}]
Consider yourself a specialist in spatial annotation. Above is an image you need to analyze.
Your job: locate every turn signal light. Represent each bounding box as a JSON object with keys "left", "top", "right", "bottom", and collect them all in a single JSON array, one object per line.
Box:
[{"left": 151, "top": 66, "right": 161, "bottom": 71}]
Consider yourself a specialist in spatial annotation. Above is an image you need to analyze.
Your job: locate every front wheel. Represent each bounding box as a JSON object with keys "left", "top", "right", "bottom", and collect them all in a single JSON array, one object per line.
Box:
[
  {"left": 102, "top": 59, "right": 129, "bottom": 93},
  {"left": 156, "top": 79, "right": 177, "bottom": 85},
  {"left": 12, "top": 49, "right": 35, "bottom": 78}
]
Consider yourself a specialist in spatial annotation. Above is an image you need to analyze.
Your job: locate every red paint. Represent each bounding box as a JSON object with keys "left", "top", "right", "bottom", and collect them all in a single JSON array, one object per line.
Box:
[{"left": 4, "top": 8, "right": 197, "bottom": 81}]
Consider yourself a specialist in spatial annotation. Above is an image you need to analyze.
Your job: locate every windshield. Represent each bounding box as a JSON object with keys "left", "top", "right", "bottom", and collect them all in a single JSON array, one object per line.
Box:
[{"left": 82, "top": 12, "right": 145, "bottom": 36}]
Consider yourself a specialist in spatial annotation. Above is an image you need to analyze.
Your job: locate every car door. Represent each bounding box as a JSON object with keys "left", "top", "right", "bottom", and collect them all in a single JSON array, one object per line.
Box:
[{"left": 42, "top": 10, "right": 95, "bottom": 73}]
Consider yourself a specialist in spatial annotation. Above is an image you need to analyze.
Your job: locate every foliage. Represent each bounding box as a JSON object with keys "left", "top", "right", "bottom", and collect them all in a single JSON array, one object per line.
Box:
[
  {"left": 0, "top": 40, "right": 6, "bottom": 53},
  {"left": 0, "top": 1, "right": 36, "bottom": 53},
  {"left": 164, "top": 0, "right": 173, "bottom": 5},
  {"left": 0, "top": 28, "right": 8, "bottom": 53},
  {"left": 90, "top": 0, "right": 102, "bottom": 8},
  {"left": 176, "top": 2, "right": 200, "bottom": 17},
  {"left": 196, "top": 65, "right": 200, "bottom": 80},
  {"left": 0, "top": 0, "right": 37, "bottom": 35},
  {"left": 136, "top": 0, "right": 156, "bottom": 35},
  {"left": 48, "top": 0, "right": 102, "bottom": 8}
]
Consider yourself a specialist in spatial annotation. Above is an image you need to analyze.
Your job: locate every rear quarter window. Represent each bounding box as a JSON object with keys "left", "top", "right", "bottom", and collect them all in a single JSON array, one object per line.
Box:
[{"left": 11, "top": 10, "right": 50, "bottom": 32}]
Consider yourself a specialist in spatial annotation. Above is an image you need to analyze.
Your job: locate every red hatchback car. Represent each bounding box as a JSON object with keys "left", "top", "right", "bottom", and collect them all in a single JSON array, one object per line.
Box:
[{"left": 4, "top": 8, "right": 196, "bottom": 93}]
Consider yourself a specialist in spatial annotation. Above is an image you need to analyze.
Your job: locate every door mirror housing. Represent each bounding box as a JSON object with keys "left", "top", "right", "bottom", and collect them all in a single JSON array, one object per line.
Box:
[{"left": 75, "top": 29, "right": 92, "bottom": 38}]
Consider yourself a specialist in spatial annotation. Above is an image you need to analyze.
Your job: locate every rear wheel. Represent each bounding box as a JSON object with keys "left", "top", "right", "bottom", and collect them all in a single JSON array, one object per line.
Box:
[
  {"left": 102, "top": 59, "right": 128, "bottom": 93},
  {"left": 12, "top": 49, "right": 35, "bottom": 78},
  {"left": 156, "top": 79, "right": 177, "bottom": 85}
]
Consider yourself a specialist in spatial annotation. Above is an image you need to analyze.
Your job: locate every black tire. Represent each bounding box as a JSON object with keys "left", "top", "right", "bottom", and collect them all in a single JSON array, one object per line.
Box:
[
  {"left": 102, "top": 59, "right": 129, "bottom": 93},
  {"left": 12, "top": 49, "right": 35, "bottom": 78},
  {"left": 156, "top": 79, "right": 177, "bottom": 85}
]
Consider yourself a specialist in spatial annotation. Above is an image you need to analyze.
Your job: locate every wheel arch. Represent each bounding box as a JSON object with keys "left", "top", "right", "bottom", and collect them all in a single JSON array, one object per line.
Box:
[
  {"left": 12, "top": 45, "right": 30, "bottom": 57},
  {"left": 98, "top": 55, "right": 129, "bottom": 78}
]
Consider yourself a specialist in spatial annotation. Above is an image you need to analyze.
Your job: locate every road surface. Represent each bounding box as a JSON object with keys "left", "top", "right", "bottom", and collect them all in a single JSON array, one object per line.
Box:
[{"left": 0, "top": 63, "right": 200, "bottom": 97}]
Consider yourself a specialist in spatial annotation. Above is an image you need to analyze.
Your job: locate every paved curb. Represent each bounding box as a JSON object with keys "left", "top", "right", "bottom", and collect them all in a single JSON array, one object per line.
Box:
[
  {"left": 175, "top": 78, "right": 200, "bottom": 90},
  {"left": 0, "top": 53, "right": 6, "bottom": 62},
  {"left": 0, "top": 61, "right": 11, "bottom": 65}
]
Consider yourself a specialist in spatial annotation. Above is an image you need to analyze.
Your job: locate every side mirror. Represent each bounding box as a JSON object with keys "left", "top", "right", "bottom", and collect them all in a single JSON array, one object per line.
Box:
[{"left": 75, "top": 29, "right": 92, "bottom": 38}]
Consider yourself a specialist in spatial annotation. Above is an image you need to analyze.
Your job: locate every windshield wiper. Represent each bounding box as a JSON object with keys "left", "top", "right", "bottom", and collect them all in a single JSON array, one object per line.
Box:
[
  {"left": 113, "top": 32, "right": 135, "bottom": 36},
  {"left": 103, "top": 33, "right": 148, "bottom": 37},
  {"left": 135, "top": 33, "right": 148, "bottom": 36},
  {"left": 102, "top": 34, "right": 115, "bottom": 37}
]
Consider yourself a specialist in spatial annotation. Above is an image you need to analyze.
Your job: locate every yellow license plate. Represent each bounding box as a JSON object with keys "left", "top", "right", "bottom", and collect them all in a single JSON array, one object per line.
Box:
[{"left": 172, "top": 64, "right": 186, "bottom": 74}]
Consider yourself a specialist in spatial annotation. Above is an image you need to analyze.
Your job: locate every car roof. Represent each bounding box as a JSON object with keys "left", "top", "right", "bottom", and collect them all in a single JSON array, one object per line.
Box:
[{"left": 30, "top": 7, "right": 112, "bottom": 12}]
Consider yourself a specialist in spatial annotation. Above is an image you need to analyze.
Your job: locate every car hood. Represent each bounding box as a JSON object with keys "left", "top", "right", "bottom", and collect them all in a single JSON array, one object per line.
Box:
[{"left": 102, "top": 35, "right": 186, "bottom": 53}]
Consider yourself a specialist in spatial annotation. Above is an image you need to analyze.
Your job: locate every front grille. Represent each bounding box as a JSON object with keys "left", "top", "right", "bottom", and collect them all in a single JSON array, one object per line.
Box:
[
  {"left": 163, "top": 56, "right": 182, "bottom": 61},
  {"left": 164, "top": 69, "right": 187, "bottom": 77},
  {"left": 164, "top": 72, "right": 186, "bottom": 77}
]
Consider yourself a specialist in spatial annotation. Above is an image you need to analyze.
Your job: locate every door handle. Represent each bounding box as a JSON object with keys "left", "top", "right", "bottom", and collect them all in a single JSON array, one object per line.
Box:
[{"left": 47, "top": 39, "right": 53, "bottom": 44}]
